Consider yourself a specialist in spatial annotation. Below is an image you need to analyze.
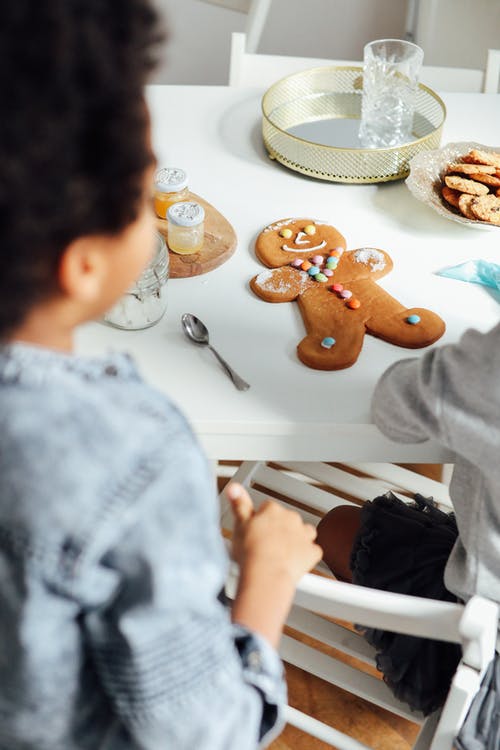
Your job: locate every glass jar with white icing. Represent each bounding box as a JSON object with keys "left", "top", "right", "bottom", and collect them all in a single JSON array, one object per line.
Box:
[
  {"left": 103, "top": 232, "right": 169, "bottom": 330},
  {"left": 167, "top": 201, "right": 205, "bottom": 255},
  {"left": 153, "top": 167, "right": 189, "bottom": 219}
]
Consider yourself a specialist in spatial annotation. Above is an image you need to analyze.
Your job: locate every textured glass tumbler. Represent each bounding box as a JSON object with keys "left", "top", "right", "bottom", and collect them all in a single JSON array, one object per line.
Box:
[{"left": 359, "top": 39, "right": 424, "bottom": 148}]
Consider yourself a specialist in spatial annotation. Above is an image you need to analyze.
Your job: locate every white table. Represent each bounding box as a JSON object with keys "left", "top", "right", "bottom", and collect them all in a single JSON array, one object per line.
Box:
[{"left": 76, "top": 86, "right": 500, "bottom": 462}]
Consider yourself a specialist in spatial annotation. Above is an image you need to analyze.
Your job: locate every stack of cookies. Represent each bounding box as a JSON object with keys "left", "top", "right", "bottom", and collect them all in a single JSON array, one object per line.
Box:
[{"left": 441, "top": 149, "right": 500, "bottom": 225}]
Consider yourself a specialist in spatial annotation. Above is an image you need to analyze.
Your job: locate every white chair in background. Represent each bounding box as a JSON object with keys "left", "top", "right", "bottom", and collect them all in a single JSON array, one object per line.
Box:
[
  {"left": 228, "top": 30, "right": 359, "bottom": 86},
  {"left": 229, "top": 30, "right": 500, "bottom": 92},
  {"left": 220, "top": 460, "right": 499, "bottom": 750},
  {"left": 484, "top": 48, "right": 500, "bottom": 93}
]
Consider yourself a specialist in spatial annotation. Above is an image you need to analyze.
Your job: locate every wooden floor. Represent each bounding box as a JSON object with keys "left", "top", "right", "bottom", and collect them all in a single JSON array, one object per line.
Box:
[
  {"left": 270, "top": 663, "right": 420, "bottom": 750},
  {"left": 219, "top": 463, "right": 444, "bottom": 749}
]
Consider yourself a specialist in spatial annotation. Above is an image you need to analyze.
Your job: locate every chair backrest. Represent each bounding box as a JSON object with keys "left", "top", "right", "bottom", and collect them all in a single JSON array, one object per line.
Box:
[
  {"left": 220, "top": 460, "right": 499, "bottom": 750},
  {"left": 228, "top": 31, "right": 359, "bottom": 87},
  {"left": 485, "top": 48, "right": 500, "bottom": 92},
  {"left": 229, "top": 31, "right": 496, "bottom": 93}
]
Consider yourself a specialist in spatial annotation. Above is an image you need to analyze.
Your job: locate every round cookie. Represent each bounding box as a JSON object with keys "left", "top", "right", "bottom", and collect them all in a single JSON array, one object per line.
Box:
[
  {"left": 466, "top": 172, "right": 500, "bottom": 188},
  {"left": 444, "top": 175, "right": 489, "bottom": 196},
  {"left": 441, "top": 185, "right": 461, "bottom": 209},
  {"left": 470, "top": 194, "right": 500, "bottom": 225},
  {"left": 458, "top": 193, "right": 477, "bottom": 220},
  {"left": 467, "top": 149, "right": 500, "bottom": 169},
  {"left": 255, "top": 218, "right": 346, "bottom": 268},
  {"left": 447, "top": 163, "right": 497, "bottom": 175}
]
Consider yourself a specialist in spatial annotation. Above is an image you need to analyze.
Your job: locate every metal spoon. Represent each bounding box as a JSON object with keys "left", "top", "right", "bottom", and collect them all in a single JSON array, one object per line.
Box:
[{"left": 181, "top": 313, "right": 250, "bottom": 391}]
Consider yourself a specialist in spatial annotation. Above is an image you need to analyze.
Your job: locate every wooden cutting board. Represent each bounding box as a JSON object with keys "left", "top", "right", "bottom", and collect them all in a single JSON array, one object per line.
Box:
[{"left": 156, "top": 192, "right": 237, "bottom": 278}]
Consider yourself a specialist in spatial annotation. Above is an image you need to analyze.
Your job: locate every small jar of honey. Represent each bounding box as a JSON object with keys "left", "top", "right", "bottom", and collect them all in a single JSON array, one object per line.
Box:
[
  {"left": 153, "top": 167, "right": 189, "bottom": 219},
  {"left": 167, "top": 201, "right": 205, "bottom": 255}
]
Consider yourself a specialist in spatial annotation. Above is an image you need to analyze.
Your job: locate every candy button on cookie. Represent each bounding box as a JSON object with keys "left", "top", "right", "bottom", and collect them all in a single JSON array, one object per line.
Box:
[
  {"left": 331, "top": 283, "right": 343, "bottom": 292},
  {"left": 346, "top": 298, "right": 361, "bottom": 309},
  {"left": 312, "top": 254, "right": 324, "bottom": 265},
  {"left": 406, "top": 314, "right": 421, "bottom": 325},
  {"left": 301, "top": 260, "right": 312, "bottom": 271},
  {"left": 324, "top": 269, "right": 334, "bottom": 277},
  {"left": 340, "top": 289, "right": 352, "bottom": 299},
  {"left": 290, "top": 258, "right": 304, "bottom": 267},
  {"left": 280, "top": 228, "right": 293, "bottom": 239},
  {"left": 308, "top": 266, "right": 320, "bottom": 276},
  {"left": 321, "top": 337, "right": 336, "bottom": 349},
  {"left": 315, "top": 273, "right": 328, "bottom": 282},
  {"left": 304, "top": 224, "right": 316, "bottom": 236}
]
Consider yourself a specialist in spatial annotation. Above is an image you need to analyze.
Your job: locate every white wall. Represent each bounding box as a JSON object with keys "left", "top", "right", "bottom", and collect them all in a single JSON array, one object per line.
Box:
[
  {"left": 152, "top": 0, "right": 500, "bottom": 85},
  {"left": 153, "top": 0, "right": 407, "bottom": 84},
  {"left": 415, "top": 0, "right": 500, "bottom": 71}
]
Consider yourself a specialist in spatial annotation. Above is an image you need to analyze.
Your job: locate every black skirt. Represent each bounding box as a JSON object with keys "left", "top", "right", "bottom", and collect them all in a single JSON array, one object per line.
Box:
[{"left": 350, "top": 491, "right": 461, "bottom": 716}]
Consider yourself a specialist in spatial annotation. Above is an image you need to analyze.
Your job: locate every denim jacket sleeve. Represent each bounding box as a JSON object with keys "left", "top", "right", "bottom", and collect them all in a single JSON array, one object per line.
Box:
[{"left": 83, "top": 474, "right": 286, "bottom": 750}]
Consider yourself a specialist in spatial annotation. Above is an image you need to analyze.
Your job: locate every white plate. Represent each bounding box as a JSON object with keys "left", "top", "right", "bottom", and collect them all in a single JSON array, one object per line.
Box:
[{"left": 405, "top": 141, "right": 500, "bottom": 230}]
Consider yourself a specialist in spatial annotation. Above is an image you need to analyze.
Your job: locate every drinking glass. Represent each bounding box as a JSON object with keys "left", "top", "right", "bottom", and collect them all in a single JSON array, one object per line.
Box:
[{"left": 359, "top": 39, "right": 424, "bottom": 149}]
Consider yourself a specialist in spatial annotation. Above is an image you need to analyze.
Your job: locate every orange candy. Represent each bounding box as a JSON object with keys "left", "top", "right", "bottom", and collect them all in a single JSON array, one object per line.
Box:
[
  {"left": 346, "top": 298, "right": 361, "bottom": 309},
  {"left": 329, "top": 249, "right": 342, "bottom": 258},
  {"left": 301, "top": 260, "right": 312, "bottom": 271}
]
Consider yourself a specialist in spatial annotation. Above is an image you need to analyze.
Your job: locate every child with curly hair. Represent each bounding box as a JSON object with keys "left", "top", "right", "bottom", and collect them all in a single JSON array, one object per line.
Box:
[{"left": 0, "top": 3, "right": 321, "bottom": 748}]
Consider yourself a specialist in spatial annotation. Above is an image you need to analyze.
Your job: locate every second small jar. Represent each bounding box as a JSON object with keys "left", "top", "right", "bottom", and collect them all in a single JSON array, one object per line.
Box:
[
  {"left": 153, "top": 167, "right": 189, "bottom": 219},
  {"left": 167, "top": 201, "right": 205, "bottom": 255}
]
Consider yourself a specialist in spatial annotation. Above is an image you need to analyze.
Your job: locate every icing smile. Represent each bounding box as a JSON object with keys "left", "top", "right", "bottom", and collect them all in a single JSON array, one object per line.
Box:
[{"left": 282, "top": 240, "right": 327, "bottom": 252}]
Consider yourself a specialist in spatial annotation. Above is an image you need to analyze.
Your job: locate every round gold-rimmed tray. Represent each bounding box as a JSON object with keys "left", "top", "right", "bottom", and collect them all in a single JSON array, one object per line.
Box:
[{"left": 261, "top": 66, "right": 446, "bottom": 184}]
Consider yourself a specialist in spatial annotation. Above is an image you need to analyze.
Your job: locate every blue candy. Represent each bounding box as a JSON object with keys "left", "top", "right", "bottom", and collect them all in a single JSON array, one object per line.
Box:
[
  {"left": 406, "top": 314, "right": 421, "bottom": 325},
  {"left": 321, "top": 337, "right": 336, "bottom": 349},
  {"left": 308, "top": 266, "right": 320, "bottom": 276}
]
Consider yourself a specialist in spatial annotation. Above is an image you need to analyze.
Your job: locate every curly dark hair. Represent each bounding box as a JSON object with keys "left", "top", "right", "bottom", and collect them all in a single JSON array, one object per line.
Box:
[{"left": 0, "top": 0, "right": 164, "bottom": 337}]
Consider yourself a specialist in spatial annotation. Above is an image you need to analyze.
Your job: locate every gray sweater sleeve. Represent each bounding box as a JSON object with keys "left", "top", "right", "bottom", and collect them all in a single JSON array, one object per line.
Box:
[{"left": 371, "top": 324, "right": 500, "bottom": 456}]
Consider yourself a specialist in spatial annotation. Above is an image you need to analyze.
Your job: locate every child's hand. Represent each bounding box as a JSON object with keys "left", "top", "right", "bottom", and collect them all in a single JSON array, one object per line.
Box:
[{"left": 226, "top": 482, "right": 322, "bottom": 584}]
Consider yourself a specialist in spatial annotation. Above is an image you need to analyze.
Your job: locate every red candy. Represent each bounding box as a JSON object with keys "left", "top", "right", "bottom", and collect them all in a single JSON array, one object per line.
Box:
[{"left": 331, "top": 283, "right": 343, "bottom": 292}]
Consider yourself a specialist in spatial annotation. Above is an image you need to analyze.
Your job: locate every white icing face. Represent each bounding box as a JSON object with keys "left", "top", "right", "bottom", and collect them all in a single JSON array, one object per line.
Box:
[
  {"left": 278, "top": 222, "right": 328, "bottom": 253},
  {"left": 282, "top": 240, "right": 327, "bottom": 253}
]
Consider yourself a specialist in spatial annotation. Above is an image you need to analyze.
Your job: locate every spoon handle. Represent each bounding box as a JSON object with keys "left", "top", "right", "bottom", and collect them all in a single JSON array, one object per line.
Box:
[{"left": 208, "top": 345, "right": 250, "bottom": 391}]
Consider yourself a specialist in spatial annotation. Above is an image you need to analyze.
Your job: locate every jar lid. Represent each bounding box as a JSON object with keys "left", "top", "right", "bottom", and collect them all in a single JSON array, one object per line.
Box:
[
  {"left": 154, "top": 167, "right": 188, "bottom": 193},
  {"left": 167, "top": 201, "right": 205, "bottom": 227}
]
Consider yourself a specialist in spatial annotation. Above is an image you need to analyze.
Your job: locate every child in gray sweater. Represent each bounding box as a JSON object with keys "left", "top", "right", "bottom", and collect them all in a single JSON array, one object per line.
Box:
[{"left": 318, "top": 321, "right": 500, "bottom": 721}]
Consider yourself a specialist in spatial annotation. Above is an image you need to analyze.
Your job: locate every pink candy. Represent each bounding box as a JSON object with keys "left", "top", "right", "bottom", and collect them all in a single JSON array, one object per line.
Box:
[
  {"left": 324, "top": 269, "right": 333, "bottom": 277},
  {"left": 290, "top": 259, "right": 304, "bottom": 267},
  {"left": 312, "top": 255, "right": 324, "bottom": 266},
  {"left": 340, "top": 289, "right": 352, "bottom": 299}
]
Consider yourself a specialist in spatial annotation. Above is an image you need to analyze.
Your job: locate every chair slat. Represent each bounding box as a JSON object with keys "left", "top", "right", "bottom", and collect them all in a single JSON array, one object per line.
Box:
[
  {"left": 286, "top": 604, "right": 377, "bottom": 666},
  {"left": 284, "top": 705, "right": 372, "bottom": 750},
  {"left": 280, "top": 634, "right": 424, "bottom": 723},
  {"left": 252, "top": 463, "right": 355, "bottom": 511},
  {"left": 277, "top": 461, "right": 396, "bottom": 502}
]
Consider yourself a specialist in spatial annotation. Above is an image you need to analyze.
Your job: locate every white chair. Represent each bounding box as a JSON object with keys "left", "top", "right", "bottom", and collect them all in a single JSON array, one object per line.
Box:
[
  {"left": 219, "top": 460, "right": 499, "bottom": 750},
  {"left": 229, "top": 30, "right": 500, "bottom": 92},
  {"left": 228, "top": 30, "right": 359, "bottom": 87},
  {"left": 484, "top": 48, "right": 500, "bottom": 93}
]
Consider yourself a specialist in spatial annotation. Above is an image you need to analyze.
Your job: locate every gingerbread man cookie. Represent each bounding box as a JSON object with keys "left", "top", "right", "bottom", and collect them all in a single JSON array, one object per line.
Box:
[{"left": 250, "top": 218, "right": 445, "bottom": 370}]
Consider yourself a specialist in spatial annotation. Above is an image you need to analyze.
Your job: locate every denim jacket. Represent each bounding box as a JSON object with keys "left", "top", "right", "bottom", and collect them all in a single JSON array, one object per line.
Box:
[{"left": 0, "top": 343, "right": 285, "bottom": 749}]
